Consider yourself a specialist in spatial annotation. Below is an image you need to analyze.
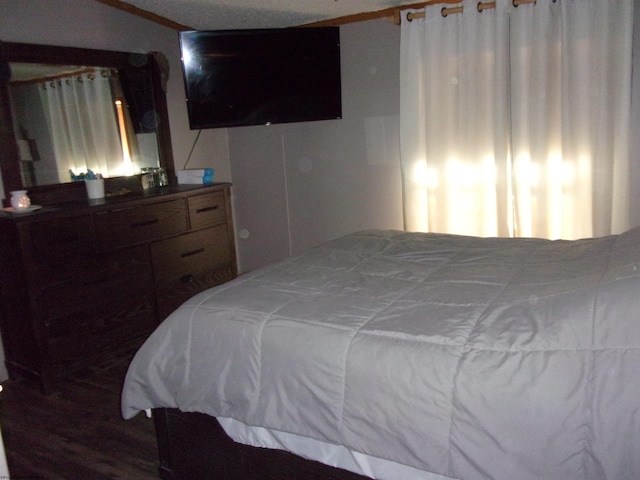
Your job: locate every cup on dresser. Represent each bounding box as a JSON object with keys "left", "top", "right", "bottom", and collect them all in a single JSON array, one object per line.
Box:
[{"left": 85, "top": 179, "right": 105, "bottom": 199}]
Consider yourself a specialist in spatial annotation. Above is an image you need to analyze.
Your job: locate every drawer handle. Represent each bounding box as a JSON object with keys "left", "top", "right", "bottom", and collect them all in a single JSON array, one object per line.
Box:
[
  {"left": 181, "top": 247, "right": 205, "bottom": 258},
  {"left": 195, "top": 205, "right": 219, "bottom": 214},
  {"left": 131, "top": 218, "right": 159, "bottom": 228},
  {"left": 180, "top": 274, "right": 194, "bottom": 284}
]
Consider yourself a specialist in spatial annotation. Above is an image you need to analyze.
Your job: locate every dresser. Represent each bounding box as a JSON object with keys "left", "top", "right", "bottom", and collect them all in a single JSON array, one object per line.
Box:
[{"left": 0, "top": 183, "right": 236, "bottom": 393}]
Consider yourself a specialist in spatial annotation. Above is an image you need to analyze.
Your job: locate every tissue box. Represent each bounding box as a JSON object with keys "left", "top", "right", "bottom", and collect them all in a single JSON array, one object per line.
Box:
[{"left": 177, "top": 168, "right": 214, "bottom": 184}]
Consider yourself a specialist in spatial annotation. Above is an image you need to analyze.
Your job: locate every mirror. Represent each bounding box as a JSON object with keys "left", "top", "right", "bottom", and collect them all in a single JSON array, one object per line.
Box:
[{"left": 0, "top": 41, "right": 175, "bottom": 205}]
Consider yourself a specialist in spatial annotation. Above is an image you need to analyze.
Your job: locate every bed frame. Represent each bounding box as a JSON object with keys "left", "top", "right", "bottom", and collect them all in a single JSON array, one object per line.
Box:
[{"left": 152, "top": 408, "right": 371, "bottom": 480}]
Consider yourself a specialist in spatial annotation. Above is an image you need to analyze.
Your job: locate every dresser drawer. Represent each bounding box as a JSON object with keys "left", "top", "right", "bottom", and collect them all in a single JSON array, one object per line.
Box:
[
  {"left": 151, "top": 225, "right": 232, "bottom": 285},
  {"left": 95, "top": 199, "right": 188, "bottom": 251},
  {"left": 27, "top": 215, "right": 93, "bottom": 265},
  {"left": 35, "top": 245, "right": 153, "bottom": 318},
  {"left": 155, "top": 263, "right": 236, "bottom": 320},
  {"left": 46, "top": 293, "right": 157, "bottom": 366},
  {"left": 188, "top": 191, "right": 227, "bottom": 230}
]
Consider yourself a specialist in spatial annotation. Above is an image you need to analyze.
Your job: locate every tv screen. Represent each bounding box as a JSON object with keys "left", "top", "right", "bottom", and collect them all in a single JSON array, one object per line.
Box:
[{"left": 179, "top": 27, "right": 342, "bottom": 129}]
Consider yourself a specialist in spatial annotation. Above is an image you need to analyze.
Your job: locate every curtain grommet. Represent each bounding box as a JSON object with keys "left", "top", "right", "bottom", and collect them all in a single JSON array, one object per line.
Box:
[{"left": 513, "top": 0, "right": 537, "bottom": 7}]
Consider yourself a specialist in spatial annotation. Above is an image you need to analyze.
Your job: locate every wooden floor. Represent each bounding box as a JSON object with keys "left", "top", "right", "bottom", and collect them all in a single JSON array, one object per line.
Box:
[{"left": 0, "top": 351, "right": 160, "bottom": 479}]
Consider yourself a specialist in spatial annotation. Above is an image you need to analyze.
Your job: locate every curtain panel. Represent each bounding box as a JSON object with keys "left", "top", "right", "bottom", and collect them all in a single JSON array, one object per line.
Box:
[
  {"left": 400, "top": 0, "right": 633, "bottom": 239},
  {"left": 38, "top": 68, "right": 126, "bottom": 182}
]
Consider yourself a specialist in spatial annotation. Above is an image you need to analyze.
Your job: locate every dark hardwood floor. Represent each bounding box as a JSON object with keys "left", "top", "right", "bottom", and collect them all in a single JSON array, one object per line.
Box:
[{"left": 0, "top": 350, "right": 160, "bottom": 479}]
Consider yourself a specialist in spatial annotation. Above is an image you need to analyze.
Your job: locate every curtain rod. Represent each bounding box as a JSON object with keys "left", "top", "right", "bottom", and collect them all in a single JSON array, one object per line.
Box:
[
  {"left": 11, "top": 67, "right": 113, "bottom": 87},
  {"left": 406, "top": 0, "right": 538, "bottom": 21}
]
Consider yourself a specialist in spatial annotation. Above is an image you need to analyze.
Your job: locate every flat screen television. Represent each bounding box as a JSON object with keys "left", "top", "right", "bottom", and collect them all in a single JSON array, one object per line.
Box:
[{"left": 179, "top": 27, "right": 342, "bottom": 129}]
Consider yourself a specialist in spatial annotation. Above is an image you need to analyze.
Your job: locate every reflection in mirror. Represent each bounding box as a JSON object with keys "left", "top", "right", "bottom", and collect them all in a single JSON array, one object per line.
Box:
[
  {"left": 9, "top": 61, "right": 161, "bottom": 187},
  {"left": 0, "top": 41, "right": 175, "bottom": 205}
]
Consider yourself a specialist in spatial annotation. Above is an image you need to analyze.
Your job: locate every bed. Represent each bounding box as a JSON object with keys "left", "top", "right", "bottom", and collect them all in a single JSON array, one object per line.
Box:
[{"left": 121, "top": 228, "right": 640, "bottom": 480}]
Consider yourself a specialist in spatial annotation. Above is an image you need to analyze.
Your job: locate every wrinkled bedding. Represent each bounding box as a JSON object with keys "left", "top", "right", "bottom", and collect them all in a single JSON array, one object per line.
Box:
[{"left": 122, "top": 228, "right": 640, "bottom": 480}]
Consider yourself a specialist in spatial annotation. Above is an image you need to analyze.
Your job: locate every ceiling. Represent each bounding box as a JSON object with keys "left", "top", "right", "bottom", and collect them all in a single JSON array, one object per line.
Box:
[{"left": 97, "top": 0, "right": 435, "bottom": 31}]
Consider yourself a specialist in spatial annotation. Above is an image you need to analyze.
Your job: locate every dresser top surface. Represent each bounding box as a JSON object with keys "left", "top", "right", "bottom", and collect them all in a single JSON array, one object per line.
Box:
[{"left": 0, "top": 183, "right": 231, "bottom": 223}]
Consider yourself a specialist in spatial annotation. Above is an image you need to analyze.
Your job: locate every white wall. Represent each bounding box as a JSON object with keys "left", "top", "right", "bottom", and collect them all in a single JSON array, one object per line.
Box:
[
  {"left": 229, "top": 19, "right": 404, "bottom": 272},
  {"left": 630, "top": 0, "right": 640, "bottom": 229}
]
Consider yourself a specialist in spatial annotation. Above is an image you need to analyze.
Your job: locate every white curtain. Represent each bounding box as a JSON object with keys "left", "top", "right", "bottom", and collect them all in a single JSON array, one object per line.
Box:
[
  {"left": 400, "top": 0, "right": 633, "bottom": 239},
  {"left": 39, "top": 68, "right": 124, "bottom": 182}
]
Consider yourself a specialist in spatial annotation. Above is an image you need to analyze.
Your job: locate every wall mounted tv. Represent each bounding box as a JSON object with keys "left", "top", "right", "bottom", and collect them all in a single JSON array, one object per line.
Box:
[{"left": 179, "top": 27, "right": 342, "bottom": 129}]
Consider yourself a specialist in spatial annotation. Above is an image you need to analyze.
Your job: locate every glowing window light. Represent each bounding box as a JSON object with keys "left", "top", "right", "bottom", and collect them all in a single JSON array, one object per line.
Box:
[
  {"left": 412, "top": 159, "right": 439, "bottom": 189},
  {"left": 115, "top": 98, "right": 134, "bottom": 176}
]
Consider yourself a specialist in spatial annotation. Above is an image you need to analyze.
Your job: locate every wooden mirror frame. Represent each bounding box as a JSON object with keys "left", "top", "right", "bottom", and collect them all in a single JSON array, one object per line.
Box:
[{"left": 0, "top": 41, "right": 175, "bottom": 206}]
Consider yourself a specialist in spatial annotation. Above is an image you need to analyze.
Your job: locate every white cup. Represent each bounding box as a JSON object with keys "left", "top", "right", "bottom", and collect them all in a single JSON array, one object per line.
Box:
[{"left": 85, "top": 179, "right": 105, "bottom": 199}]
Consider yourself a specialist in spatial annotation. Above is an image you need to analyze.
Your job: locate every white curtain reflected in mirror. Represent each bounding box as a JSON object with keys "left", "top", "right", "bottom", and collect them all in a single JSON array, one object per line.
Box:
[
  {"left": 10, "top": 66, "right": 157, "bottom": 186},
  {"left": 40, "top": 68, "right": 127, "bottom": 182}
]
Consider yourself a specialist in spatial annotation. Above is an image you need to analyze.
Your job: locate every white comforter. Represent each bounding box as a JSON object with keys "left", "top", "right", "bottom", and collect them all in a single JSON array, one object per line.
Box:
[{"left": 122, "top": 228, "right": 640, "bottom": 480}]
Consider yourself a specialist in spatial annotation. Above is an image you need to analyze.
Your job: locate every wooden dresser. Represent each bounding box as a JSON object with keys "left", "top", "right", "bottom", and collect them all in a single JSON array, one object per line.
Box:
[{"left": 0, "top": 183, "right": 236, "bottom": 393}]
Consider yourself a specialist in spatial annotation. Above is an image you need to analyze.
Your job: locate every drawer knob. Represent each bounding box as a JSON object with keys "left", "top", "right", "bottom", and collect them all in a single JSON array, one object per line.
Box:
[
  {"left": 180, "top": 274, "right": 194, "bottom": 284},
  {"left": 131, "top": 218, "right": 160, "bottom": 229},
  {"left": 180, "top": 247, "right": 205, "bottom": 258}
]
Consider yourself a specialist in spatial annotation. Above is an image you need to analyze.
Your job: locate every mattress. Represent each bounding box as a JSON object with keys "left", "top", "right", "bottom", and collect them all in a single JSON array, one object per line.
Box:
[
  {"left": 218, "top": 415, "right": 454, "bottom": 480},
  {"left": 122, "top": 228, "right": 640, "bottom": 480}
]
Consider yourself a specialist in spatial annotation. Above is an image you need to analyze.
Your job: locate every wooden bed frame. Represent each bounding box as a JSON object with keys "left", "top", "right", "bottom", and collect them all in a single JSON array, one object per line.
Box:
[{"left": 152, "top": 408, "right": 371, "bottom": 480}]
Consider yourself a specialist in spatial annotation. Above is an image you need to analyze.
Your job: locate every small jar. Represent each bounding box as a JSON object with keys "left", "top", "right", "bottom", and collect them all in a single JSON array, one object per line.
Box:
[
  {"left": 141, "top": 173, "right": 154, "bottom": 190},
  {"left": 157, "top": 168, "right": 168, "bottom": 186},
  {"left": 10, "top": 190, "right": 31, "bottom": 209}
]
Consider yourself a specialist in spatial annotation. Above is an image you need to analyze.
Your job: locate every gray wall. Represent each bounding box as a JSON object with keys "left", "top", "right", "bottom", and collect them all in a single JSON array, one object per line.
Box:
[
  {"left": 630, "top": 0, "right": 640, "bottom": 229},
  {"left": 228, "top": 20, "right": 404, "bottom": 272}
]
